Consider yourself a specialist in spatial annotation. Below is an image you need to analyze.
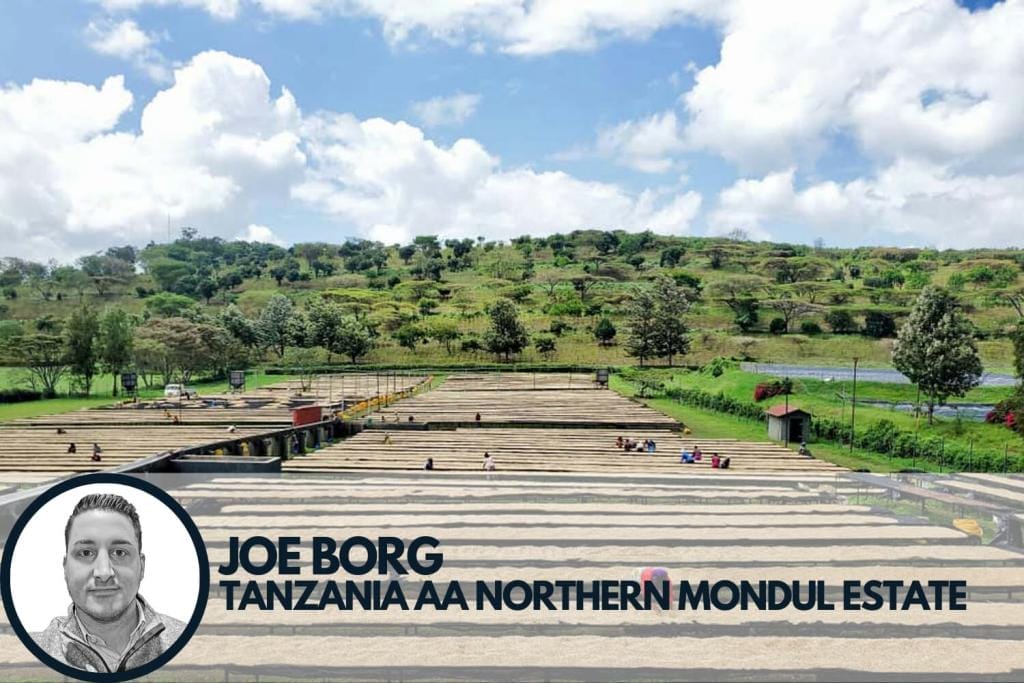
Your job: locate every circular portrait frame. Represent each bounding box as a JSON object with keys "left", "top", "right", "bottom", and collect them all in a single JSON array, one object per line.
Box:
[{"left": 1, "top": 473, "right": 210, "bottom": 682}]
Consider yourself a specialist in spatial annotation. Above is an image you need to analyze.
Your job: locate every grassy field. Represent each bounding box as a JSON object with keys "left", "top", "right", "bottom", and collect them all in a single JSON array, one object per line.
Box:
[
  {"left": 610, "top": 374, "right": 943, "bottom": 472},
  {"left": 0, "top": 371, "right": 299, "bottom": 422},
  {"left": 653, "top": 366, "right": 1021, "bottom": 457}
]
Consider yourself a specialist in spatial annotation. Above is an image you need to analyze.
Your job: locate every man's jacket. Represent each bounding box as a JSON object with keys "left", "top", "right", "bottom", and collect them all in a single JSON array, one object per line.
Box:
[{"left": 31, "top": 596, "right": 186, "bottom": 673}]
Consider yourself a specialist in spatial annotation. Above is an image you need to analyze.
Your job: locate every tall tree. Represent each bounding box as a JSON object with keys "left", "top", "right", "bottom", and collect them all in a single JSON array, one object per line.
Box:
[
  {"left": 134, "top": 317, "right": 221, "bottom": 383},
  {"left": 98, "top": 309, "right": 134, "bottom": 396},
  {"left": 220, "top": 305, "right": 260, "bottom": 350},
  {"left": 1012, "top": 321, "right": 1024, "bottom": 383},
  {"left": 426, "top": 319, "right": 461, "bottom": 354},
  {"left": 257, "top": 295, "right": 299, "bottom": 358},
  {"left": 651, "top": 277, "right": 692, "bottom": 366},
  {"left": 305, "top": 298, "right": 346, "bottom": 361},
  {"left": 483, "top": 300, "right": 528, "bottom": 361},
  {"left": 594, "top": 317, "right": 616, "bottom": 346},
  {"left": 893, "top": 287, "right": 982, "bottom": 423},
  {"left": 6, "top": 333, "right": 67, "bottom": 398},
  {"left": 335, "top": 316, "right": 374, "bottom": 363},
  {"left": 65, "top": 307, "right": 100, "bottom": 395},
  {"left": 625, "top": 289, "right": 658, "bottom": 367}
]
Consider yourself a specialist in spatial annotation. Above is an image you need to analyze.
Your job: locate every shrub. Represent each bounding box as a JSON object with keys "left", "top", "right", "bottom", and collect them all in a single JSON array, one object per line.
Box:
[
  {"left": 593, "top": 317, "right": 616, "bottom": 345},
  {"left": 769, "top": 317, "right": 787, "bottom": 334},
  {"left": 702, "top": 357, "right": 734, "bottom": 378},
  {"left": 534, "top": 334, "right": 557, "bottom": 359},
  {"left": 989, "top": 390, "right": 1024, "bottom": 437},
  {"left": 753, "top": 379, "right": 792, "bottom": 402},
  {"left": 863, "top": 311, "right": 896, "bottom": 338},
  {"left": 460, "top": 338, "right": 482, "bottom": 353},
  {"left": 0, "top": 388, "right": 43, "bottom": 404},
  {"left": 545, "top": 300, "right": 586, "bottom": 317},
  {"left": 550, "top": 320, "right": 572, "bottom": 337},
  {"left": 825, "top": 309, "right": 858, "bottom": 334},
  {"left": 799, "top": 321, "right": 822, "bottom": 335}
]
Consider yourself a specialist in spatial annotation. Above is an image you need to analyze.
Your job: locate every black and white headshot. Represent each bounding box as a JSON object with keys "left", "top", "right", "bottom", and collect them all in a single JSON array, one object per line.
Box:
[{"left": 6, "top": 483, "right": 201, "bottom": 675}]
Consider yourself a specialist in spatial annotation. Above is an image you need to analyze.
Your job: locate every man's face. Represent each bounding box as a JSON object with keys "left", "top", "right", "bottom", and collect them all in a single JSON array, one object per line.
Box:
[{"left": 64, "top": 510, "right": 145, "bottom": 622}]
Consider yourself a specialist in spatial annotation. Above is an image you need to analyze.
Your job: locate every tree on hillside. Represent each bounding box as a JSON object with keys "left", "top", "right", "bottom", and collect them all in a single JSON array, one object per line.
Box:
[
  {"left": 98, "top": 309, "right": 134, "bottom": 396},
  {"left": 1012, "top": 321, "right": 1024, "bottom": 383},
  {"left": 394, "top": 323, "right": 425, "bottom": 351},
  {"left": 893, "top": 287, "right": 982, "bottom": 424},
  {"left": 258, "top": 295, "right": 300, "bottom": 359},
  {"left": 708, "top": 276, "right": 766, "bottom": 332},
  {"left": 134, "top": 317, "right": 222, "bottom": 384},
  {"left": 79, "top": 253, "right": 134, "bottom": 295},
  {"left": 534, "top": 271, "right": 565, "bottom": 299},
  {"left": 594, "top": 317, "right": 616, "bottom": 346},
  {"left": 765, "top": 298, "right": 820, "bottom": 333},
  {"left": 65, "top": 307, "right": 100, "bottom": 395},
  {"left": 52, "top": 266, "right": 91, "bottom": 301},
  {"left": 305, "top": 298, "right": 346, "bottom": 361},
  {"left": 398, "top": 245, "right": 417, "bottom": 264},
  {"left": 791, "top": 282, "right": 829, "bottom": 303},
  {"left": 651, "top": 277, "right": 692, "bottom": 366},
  {"left": 335, "top": 316, "right": 374, "bottom": 363},
  {"left": 624, "top": 289, "right": 658, "bottom": 366},
  {"left": 863, "top": 311, "right": 897, "bottom": 338},
  {"left": 595, "top": 231, "right": 619, "bottom": 256},
  {"left": 220, "top": 305, "right": 260, "bottom": 350},
  {"left": 481, "top": 249, "right": 527, "bottom": 281},
  {"left": 146, "top": 257, "right": 195, "bottom": 293},
  {"left": 534, "top": 334, "right": 557, "bottom": 360},
  {"left": 483, "top": 300, "right": 528, "bottom": 361},
  {"left": 426, "top": 319, "right": 461, "bottom": 354},
  {"left": 659, "top": 246, "right": 684, "bottom": 267},
  {"left": 570, "top": 275, "right": 605, "bottom": 305},
  {"left": 23, "top": 260, "right": 55, "bottom": 301},
  {"left": 144, "top": 292, "right": 197, "bottom": 318},
  {"left": 6, "top": 333, "right": 66, "bottom": 398},
  {"left": 825, "top": 309, "right": 858, "bottom": 334}
]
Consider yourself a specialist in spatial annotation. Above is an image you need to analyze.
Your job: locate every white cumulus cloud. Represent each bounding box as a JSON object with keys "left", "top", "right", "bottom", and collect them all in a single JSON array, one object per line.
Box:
[
  {"left": 294, "top": 113, "right": 701, "bottom": 246},
  {"left": 85, "top": 18, "right": 172, "bottom": 83},
  {"left": 594, "top": 110, "right": 686, "bottom": 173},
  {"left": 0, "top": 50, "right": 701, "bottom": 260},
  {"left": 238, "top": 223, "right": 286, "bottom": 245},
  {"left": 709, "top": 162, "right": 1024, "bottom": 248},
  {"left": 90, "top": 0, "right": 718, "bottom": 54},
  {"left": 682, "top": 0, "right": 1024, "bottom": 172},
  {"left": 0, "top": 51, "right": 305, "bottom": 261},
  {"left": 411, "top": 93, "right": 481, "bottom": 128},
  {"left": 93, "top": 0, "right": 242, "bottom": 20}
]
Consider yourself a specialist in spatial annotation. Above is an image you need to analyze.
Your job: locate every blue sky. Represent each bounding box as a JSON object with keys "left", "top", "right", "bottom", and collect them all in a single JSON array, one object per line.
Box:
[{"left": 1, "top": 0, "right": 1021, "bottom": 259}]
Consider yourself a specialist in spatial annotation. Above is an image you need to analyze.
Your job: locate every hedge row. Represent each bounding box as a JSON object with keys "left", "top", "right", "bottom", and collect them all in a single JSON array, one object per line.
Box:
[
  {"left": 664, "top": 385, "right": 1024, "bottom": 472},
  {"left": 0, "top": 388, "right": 43, "bottom": 404}
]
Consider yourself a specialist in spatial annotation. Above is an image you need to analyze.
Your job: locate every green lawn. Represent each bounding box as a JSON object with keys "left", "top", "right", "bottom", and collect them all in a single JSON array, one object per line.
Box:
[
  {"left": 0, "top": 371, "right": 300, "bottom": 422},
  {"left": 650, "top": 367, "right": 1021, "bottom": 457},
  {"left": 612, "top": 373, "right": 950, "bottom": 473}
]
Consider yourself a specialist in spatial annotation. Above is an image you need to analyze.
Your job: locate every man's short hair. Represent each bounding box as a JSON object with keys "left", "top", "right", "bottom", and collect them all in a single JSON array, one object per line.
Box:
[{"left": 64, "top": 493, "right": 142, "bottom": 552}]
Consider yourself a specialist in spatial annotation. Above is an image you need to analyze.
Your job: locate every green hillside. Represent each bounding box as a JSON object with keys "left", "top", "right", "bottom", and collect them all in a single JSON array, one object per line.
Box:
[{"left": 2, "top": 230, "right": 1022, "bottom": 373}]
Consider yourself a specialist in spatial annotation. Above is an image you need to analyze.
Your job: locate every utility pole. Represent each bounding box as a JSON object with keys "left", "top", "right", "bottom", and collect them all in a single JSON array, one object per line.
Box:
[
  {"left": 784, "top": 377, "right": 790, "bottom": 447},
  {"left": 850, "top": 357, "right": 859, "bottom": 453}
]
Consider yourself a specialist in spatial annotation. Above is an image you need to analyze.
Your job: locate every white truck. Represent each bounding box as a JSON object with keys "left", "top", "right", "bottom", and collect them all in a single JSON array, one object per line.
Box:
[{"left": 164, "top": 384, "right": 197, "bottom": 399}]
